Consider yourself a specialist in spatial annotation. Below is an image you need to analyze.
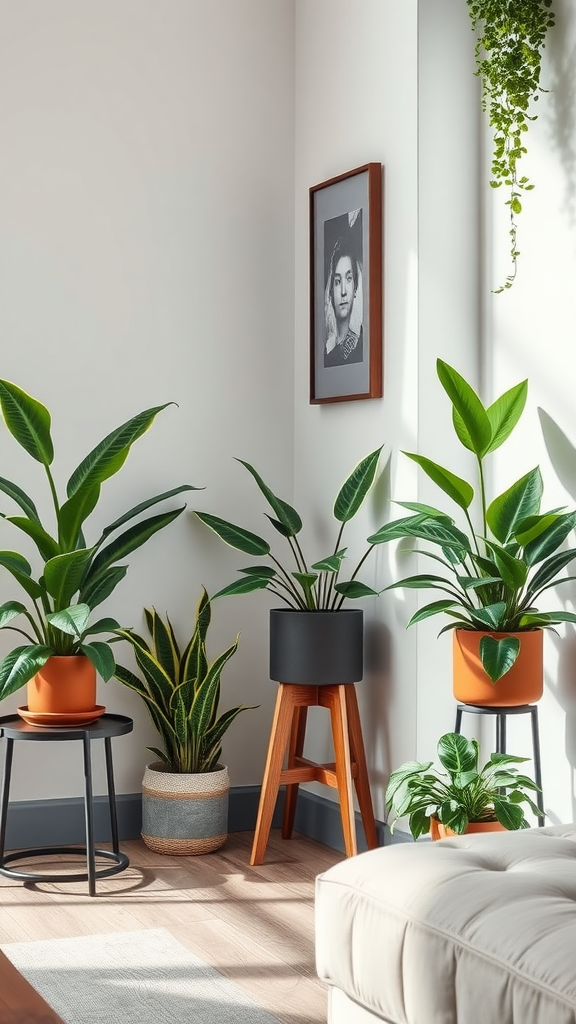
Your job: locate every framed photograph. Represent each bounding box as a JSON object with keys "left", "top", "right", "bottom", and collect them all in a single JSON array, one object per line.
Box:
[{"left": 309, "top": 162, "right": 383, "bottom": 404}]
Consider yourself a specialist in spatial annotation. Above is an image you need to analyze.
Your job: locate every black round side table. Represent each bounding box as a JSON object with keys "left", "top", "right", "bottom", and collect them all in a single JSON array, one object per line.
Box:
[{"left": 0, "top": 713, "right": 133, "bottom": 897}]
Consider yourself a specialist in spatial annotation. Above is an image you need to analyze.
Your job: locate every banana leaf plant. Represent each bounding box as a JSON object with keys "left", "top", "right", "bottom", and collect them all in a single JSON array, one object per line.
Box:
[
  {"left": 0, "top": 379, "right": 201, "bottom": 699},
  {"left": 194, "top": 447, "right": 387, "bottom": 610},
  {"left": 114, "top": 588, "right": 254, "bottom": 773},
  {"left": 369, "top": 360, "right": 576, "bottom": 682},
  {"left": 385, "top": 731, "right": 542, "bottom": 839}
]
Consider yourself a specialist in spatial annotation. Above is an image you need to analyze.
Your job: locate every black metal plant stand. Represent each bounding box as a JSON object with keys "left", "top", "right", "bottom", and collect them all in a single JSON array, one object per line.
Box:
[
  {"left": 0, "top": 713, "right": 133, "bottom": 897},
  {"left": 454, "top": 702, "right": 545, "bottom": 827}
]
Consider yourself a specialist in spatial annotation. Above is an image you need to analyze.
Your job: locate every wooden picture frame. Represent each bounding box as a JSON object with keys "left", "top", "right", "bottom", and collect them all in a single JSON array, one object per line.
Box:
[{"left": 309, "top": 163, "right": 383, "bottom": 404}]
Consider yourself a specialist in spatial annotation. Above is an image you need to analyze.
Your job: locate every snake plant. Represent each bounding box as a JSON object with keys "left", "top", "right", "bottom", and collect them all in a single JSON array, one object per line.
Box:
[
  {"left": 0, "top": 379, "right": 200, "bottom": 699},
  {"left": 114, "top": 589, "right": 253, "bottom": 773}
]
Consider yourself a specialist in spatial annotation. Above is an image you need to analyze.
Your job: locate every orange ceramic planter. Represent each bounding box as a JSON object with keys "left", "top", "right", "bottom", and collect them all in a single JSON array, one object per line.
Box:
[
  {"left": 453, "top": 628, "right": 543, "bottom": 707},
  {"left": 27, "top": 656, "right": 97, "bottom": 715},
  {"left": 430, "top": 816, "right": 506, "bottom": 841}
]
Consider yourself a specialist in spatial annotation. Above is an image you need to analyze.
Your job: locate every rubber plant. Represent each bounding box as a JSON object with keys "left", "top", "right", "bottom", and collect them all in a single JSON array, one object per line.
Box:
[
  {"left": 467, "top": 0, "right": 556, "bottom": 292},
  {"left": 0, "top": 379, "right": 200, "bottom": 699}
]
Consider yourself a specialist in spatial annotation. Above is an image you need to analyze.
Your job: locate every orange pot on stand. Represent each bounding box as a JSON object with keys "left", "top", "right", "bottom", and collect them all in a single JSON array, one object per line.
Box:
[
  {"left": 430, "top": 815, "right": 506, "bottom": 840},
  {"left": 20, "top": 656, "right": 104, "bottom": 726},
  {"left": 453, "top": 628, "right": 543, "bottom": 707}
]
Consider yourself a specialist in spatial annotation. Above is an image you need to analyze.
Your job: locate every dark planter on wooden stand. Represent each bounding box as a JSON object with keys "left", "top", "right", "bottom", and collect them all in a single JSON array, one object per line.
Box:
[{"left": 269, "top": 608, "right": 363, "bottom": 684}]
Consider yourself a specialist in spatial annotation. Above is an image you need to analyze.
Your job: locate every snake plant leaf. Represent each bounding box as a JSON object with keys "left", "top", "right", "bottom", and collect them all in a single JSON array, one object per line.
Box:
[
  {"left": 79, "top": 641, "right": 115, "bottom": 681},
  {"left": 486, "top": 468, "right": 543, "bottom": 543},
  {"left": 145, "top": 608, "right": 180, "bottom": 681},
  {"left": 189, "top": 637, "right": 239, "bottom": 741},
  {"left": 101, "top": 485, "right": 203, "bottom": 539},
  {"left": 438, "top": 732, "right": 478, "bottom": 776},
  {"left": 57, "top": 484, "right": 101, "bottom": 552},
  {"left": 479, "top": 635, "right": 521, "bottom": 682},
  {"left": 66, "top": 403, "right": 175, "bottom": 498},
  {"left": 0, "top": 600, "right": 27, "bottom": 628},
  {"left": 524, "top": 511, "right": 576, "bottom": 567},
  {"left": 4, "top": 517, "right": 60, "bottom": 562},
  {"left": 493, "top": 798, "right": 526, "bottom": 830},
  {"left": 114, "top": 662, "right": 179, "bottom": 745},
  {"left": 0, "top": 476, "right": 41, "bottom": 522},
  {"left": 203, "top": 704, "right": 257, "bottom": 760},
  {"left": 311, "top": 549, "right": 347, "bottom": 572},
  {"left": 485, "top": 380, "right": 528, "bottom": 454},
  {"left": 87, "top": 507, "right": 186, "bottom": 585},
  {"left": 211, "top": 576, "right": 271, "bottom": 600},
  {"left": 0, "top": 550, "right": 44, "bottom": 600},
  {"left": 44, "top": 549, "right": 95, "bottom": 608},
  {"left": 174, "top": 690, "right": 188, "bottom": 745},
  {"left": 406, "top": 600, "right": 460, "bottom": 627},
  {"left": 0, "top": 379, "right": 54, "bottom": 465},
  {"left": 334, "top": 581, "right": 379, "bottom": 598},
  {"left": 194, "top": 511, "right": 270, "bottom": 556},
  {"left": 129, "top": 638, "right": 174, "bottom": 709},
  {"left": 0, "top": 643, "right": 53, "bottom": 698},
  {"left": 470, "top": 603, "right": 508, "bottom": 629},
  {"left": 436, "top": 360, "right": 492, "bottom": 456},
  {"left": 402, "top": 453, "right": 474, "bottom": 511},
  {"left": 236, "top": 459, "right": 302, "bottom": 536},
  {"left": 78, "top": 564, "right": 128, "bottom": 609},
  {"left": 47, "top": 603, "right": 91, "bottom": 638},
  {"left": 239, "top": 565, "right": 277, "bottom": 578},
  {"left": 484, "top": 540, "right": 528, "bottom": 590},
  {"left": 333, "top": 446, "right": 383, "bottom": 523},
  {"left": 525, "top": 550, "right": 576, "bottom": 600}
]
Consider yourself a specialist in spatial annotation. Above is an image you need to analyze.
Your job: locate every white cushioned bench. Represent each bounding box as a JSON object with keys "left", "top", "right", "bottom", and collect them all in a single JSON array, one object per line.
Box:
[{"left": 315, "top": 824, "right": 576, "bottom": 1024}]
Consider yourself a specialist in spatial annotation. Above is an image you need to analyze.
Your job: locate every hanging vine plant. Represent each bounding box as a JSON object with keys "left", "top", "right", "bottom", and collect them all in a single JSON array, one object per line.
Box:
[{"left": 466, "top": 0, "right": 556, "bottom": 292}]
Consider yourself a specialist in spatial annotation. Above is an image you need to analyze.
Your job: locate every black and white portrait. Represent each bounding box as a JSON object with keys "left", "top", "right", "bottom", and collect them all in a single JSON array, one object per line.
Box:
[{"left": 323, "top": 210, "right": 364, "bottom": 368}]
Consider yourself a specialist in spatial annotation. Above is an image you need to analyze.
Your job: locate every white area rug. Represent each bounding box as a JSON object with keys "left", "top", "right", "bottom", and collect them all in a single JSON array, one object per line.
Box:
[{"left": 1, "top": 928, "right": 283, "bottom": 1024}]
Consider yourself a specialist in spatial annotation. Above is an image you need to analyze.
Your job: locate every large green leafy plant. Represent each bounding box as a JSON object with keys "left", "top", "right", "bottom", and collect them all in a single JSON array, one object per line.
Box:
[
  {"left": 0, "top": 379, "right": 199, "bottom": 699},
  {"left": 114, "top": 589, "right": 253, "bottom": 773},
  {"left": 467, "top": 0, "right": 556, "bottom": 292},
  {"left": 374, "top": 359, "right": 576, "bottom": 682},
  {"left": 194, "top": 448, "right": 387, "bottom": 610},
  {"left": 386, "top": 731, "right": 541, "bottom": 839}
]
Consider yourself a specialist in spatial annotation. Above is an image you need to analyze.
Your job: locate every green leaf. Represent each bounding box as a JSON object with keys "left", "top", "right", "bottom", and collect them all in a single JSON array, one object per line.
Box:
[
  {"left": 44, "top": 548, "right": 94, "bottom": 608},
  {"left": 78, "top": 564, "right": 128, "bottom": 609},
  {"left": 66, "top": 403, "right": 175, "bottom": 498},
  {"left": 236, "top": 459, "right": 302, "bottom": 536},
  {"left": 485, "top": 380, "right": 528, "bottom": 454},
  {"left": 0, "top": 379, "right": 54, "bottom": 465},
  {"left": 367, "top": 513, "right": 429, "bottom": 544},
  {"left": 479, "top": 635, "right": 521, "bottom": 682},
  {"left": 333, "top": 446, "right": 383, "bottom": 523},
  {"left": 0, "top": 600, "right": 27, "bottom": 628},
  {"left": 524, "top": 512, "right": 576, "bottom": 567},
  {"left": 408, "top": 807, "right": 431, "bottom": 840},
  {"left": 493, "top": 798, "right": 526, "bottom": 830},
  {"left": 394, "top": 501, "right": 454, "bottom": 520},
  {"left": 81, "top": 616, "right": 121, "bottom": 637},
  {"left": 101, "top": 484, "right": 204, "bottom": 539},
  {"left": 0, "top": 644, "right": 53, "bottom": 698},
  {"left": 239, "top": 565, "right": 277, "bottom": 578},
  {"left": 484, "top": 541, "right": 528, "bottom": 590},
  {"left": 514, "top": 510, "right": 565, "bottom": 548},
  {"left": 194, "top": 511, "right": 270, "bottom": 556},
  {"left": 79, "top": 641, "right": 115, "bottom": 681},
  {"left": 4, "top": 516, "right": 60, "bottom": 562},
  {"left": 471, "top": 603, "right": 508, "bottom": 630},
  {"left": 334, "top": 581, "right": 379, "bottom": 599},
  {"left": 47, "top": 604, "right": 91, "bottom": 638},
  {"left": 146, "top": 608, "right": 179, "bottom": 681},
  {"left": 87, "top": 507, "right": 185, "bottom": 584},
  {"left": 406, "top": 600, "right": 460, "bottom": 627},
  {"left": 0, "top": 476, "right": 41, "bottom": 522},
  {"left": 403, "top": 452, "right": 474, "bottom": 510},
  {"left": 436, "top": 360, "right": 492, "bottom": 456},
  {"left": 211, "top": 576, "right": 271, "bottom": 600},
  {"left": 437, "top": 733, "right": 478, "bottom": 776},
  {"left": 311, "top": 550, "right": 347, "bottom": 572},
  {"left": 0, "top": 550, "right": 44, "bottom": 600},
  {"left": 57, "top": 484, "right": 101, "bottom": 552},
  {"left": 486, "top": 468, "right": 543, "bottom": 543}
]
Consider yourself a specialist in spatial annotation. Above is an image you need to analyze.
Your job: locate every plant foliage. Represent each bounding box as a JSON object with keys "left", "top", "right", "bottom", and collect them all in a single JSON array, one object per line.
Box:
[
  {"left": 467, "top": 0, "right": 556, "bottom": 291},
  {"left": 114, "top": 589, "right": 254, "bottom": 773},
  {"left": 385, "top": 731, "right": 541, "bottom": 839},
  {"left": 194, "top": 448, "right": 388, "bottom": 610},
  {"left": 373, "top": 360, "right": 576, "bottom": 682},
  {"left": 0, "top": 379, "right": 200, "bottom": 699}
]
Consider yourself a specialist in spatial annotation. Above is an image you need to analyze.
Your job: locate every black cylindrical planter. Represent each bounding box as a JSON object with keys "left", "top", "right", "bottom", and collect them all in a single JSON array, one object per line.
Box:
[{"left": 269, "top": 608, "right": 363, "bottom": 685}]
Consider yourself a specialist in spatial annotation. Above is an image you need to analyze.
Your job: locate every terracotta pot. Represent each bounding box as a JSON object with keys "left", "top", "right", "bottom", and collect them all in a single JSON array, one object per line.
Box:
[
  {"left": 453, "top": 628, "right": 543, "bottom": 707},
  {"left": 26, "top": 655, "right": 97, "bottom": 715},
  {"left": 141, "top": 761, "right": 229, "bottom": 856},
  {"left": 430, "top": 815, "right": 506, "bottom": 841}
]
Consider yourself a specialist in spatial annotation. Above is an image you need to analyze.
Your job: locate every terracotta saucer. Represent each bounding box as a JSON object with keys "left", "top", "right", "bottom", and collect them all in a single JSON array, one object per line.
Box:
[{"left": 17, "top": 705, "right": 106, "bottom": 728}]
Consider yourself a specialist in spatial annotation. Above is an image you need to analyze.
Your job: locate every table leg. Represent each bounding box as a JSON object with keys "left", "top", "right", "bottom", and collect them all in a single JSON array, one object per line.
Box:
[
  {"left": 104, "top": 736, "right": 122, "bottom": 856},
  {"left": 0, "top": 738, "right": 14, "bottom": 868},
  {"left": 82, "top": 733, "right": 96, "bottom": 897}
]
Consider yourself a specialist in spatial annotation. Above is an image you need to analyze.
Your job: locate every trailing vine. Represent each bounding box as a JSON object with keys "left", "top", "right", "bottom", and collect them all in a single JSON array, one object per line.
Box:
[{"left": 466, "top": 0, "right": 556, "bottom": 292}]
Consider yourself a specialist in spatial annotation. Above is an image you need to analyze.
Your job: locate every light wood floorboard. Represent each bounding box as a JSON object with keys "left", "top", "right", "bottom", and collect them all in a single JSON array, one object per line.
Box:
[{"left": 0, "top": 829, "right": 342, "bottom": 1024}]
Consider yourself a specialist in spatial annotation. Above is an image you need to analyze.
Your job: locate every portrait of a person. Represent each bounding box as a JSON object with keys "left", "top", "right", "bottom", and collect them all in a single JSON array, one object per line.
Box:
[{"left": 323, "top": 210, "right": 363, "bottom": 368}]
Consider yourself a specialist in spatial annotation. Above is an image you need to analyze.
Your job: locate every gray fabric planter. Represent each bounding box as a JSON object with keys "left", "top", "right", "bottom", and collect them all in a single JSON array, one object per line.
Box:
[
  {"left": 141, "top": 762, "right": 229, "bottom": 855},
  {"left": 269, "top": 608, "right": 363, "bottom": 684}
]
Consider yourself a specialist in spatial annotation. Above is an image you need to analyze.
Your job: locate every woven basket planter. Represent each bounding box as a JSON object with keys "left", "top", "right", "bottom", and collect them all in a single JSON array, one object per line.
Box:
[{"left": 141, "top": 761, "right": 229, "bottom": 856}]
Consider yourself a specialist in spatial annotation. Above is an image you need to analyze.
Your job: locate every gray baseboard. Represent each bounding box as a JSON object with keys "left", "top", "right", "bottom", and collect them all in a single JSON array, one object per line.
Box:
[{"left": 2, "top": 786, "right": 408, "bottom": 852}]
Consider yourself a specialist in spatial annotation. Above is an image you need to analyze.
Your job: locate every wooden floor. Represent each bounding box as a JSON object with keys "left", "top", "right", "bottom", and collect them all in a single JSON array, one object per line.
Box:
[{"left": 0, "top": 829, "right": 342, "bottom": 1024}]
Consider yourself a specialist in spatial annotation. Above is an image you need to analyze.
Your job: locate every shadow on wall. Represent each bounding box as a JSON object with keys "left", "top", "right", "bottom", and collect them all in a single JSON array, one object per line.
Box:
[
  {"left": 539, "top": 407, "right": 576, "bottom": 819},
  {"left": 363, "top": 617, "right": 394, "bottom": 799},
  {"left": 546, "top": 1, "right": 576, "bottom": 231}
]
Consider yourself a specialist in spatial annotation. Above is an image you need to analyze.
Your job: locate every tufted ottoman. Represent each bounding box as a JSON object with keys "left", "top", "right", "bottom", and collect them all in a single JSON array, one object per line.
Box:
[{"left": 315, "top": 824, "right": 576, "bottom": 1024}]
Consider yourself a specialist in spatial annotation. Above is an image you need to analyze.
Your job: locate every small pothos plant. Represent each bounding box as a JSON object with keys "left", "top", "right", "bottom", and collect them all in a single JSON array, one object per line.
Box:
[{"left": 467, "top": 0, "right": 556, "bottom": 292}]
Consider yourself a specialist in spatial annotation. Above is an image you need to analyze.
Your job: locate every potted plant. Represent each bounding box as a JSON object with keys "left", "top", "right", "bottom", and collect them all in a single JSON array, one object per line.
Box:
[
  {"left": 0, "top": 378, "right": 199, "bottom": 723},
  {"left": 372, "top": 359, "right": 576, "bottom": 705},
  {"left": 194, "top": 448, "right": 387, "bottom": 684},
  {"left": 385, "top": 731, "right": 542, "bottom": 840},
  {"left": 114, "top": 588, "right": 254, "bottom": 854}
]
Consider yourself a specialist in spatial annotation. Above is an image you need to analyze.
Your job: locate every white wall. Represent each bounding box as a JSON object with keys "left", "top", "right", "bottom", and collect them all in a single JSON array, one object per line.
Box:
[{"left": 0, "top": 0, "right": 295, "bottom": 800}]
